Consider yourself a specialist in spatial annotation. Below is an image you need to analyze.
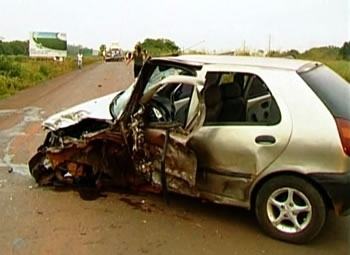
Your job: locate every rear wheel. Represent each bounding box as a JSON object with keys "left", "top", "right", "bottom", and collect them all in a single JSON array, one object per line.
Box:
[{"left": 254, "top": 175, "right": 326, "bottom": 244}]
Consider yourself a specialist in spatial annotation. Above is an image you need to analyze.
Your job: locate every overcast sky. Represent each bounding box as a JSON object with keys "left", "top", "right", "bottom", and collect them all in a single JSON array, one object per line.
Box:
[{"left": 1, "top": 0, "right": 349, "bottom": 52}]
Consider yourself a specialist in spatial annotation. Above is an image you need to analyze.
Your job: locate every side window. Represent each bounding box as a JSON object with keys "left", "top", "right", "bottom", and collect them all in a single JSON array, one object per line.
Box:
[
  {"left": 244, "top": 76, "right": 281, "bottom": 125},
  {"left": 173, "top": 84, "right": 193, "bottom": 101},
  {"left": 173, "top": 84, "right": 194, "bottom": 126},
  {"left": 203, "top": 72, "right": 281, "bottom": 126},
  {"left": 245, "top": 76, "right": 269, "bottom": 99}
]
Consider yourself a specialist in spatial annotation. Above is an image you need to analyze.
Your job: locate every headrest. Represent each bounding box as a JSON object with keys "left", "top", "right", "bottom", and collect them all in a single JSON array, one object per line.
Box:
[
  {"left": 221, "top": 82, "right": 242, "bottom": 99},
  {"left": 234, "top": 73, "right": 244, "bottom": 85},
  {"left": 205, "top": 73, "right": 220, "bottom": 86},
  {"left": 204, "top": 85, "right": 222, "bottom": 107}
]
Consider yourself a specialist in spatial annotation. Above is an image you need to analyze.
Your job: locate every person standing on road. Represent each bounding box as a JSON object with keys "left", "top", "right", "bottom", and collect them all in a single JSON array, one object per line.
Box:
[
  {"left": 77, "top": 52, "right": 83, "bottom": 69},
  {"left": 126, "top": 43, "right": 145, "bottom": 79}
]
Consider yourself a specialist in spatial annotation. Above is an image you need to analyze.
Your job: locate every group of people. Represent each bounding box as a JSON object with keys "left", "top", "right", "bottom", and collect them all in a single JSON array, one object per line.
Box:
[{"left": 75, "top": 43, "right": 148, "bottom": 78}]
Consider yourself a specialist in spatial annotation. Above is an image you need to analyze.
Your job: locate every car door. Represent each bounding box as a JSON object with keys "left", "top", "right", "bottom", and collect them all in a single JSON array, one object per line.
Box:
[
  {"left": 136, "top": 75, "right": 205, "bottom": 191},
  {"left": 189, "top": 67, "right": 292, "bottom": 180}
]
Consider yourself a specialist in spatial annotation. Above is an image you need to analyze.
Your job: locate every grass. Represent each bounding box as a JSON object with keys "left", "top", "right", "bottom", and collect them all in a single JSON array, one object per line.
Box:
[
  {"left": 0, "top": 56, "right": 101, "bottom": 99},
  {"left": 295, "top": 53, "right": 350, "bottom": 82},
  {"left": 323, "top": 60, "right": 350, "bottom": 83}
]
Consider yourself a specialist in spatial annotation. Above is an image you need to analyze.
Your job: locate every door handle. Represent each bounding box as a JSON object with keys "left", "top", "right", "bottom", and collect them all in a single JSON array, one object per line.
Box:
[{"left": 255, "top": 135, "right": 276, "bottom": 144}]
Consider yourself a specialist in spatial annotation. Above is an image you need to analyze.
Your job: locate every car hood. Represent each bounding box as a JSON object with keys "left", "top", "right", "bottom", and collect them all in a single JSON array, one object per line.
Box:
[{"left": 42, "top": 91, "right": 122, "bottom": 131}]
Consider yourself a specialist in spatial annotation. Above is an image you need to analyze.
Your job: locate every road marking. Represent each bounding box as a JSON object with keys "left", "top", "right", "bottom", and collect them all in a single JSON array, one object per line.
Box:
[{"left": 0, "top": 107, "right": 45, "bottom": 176}]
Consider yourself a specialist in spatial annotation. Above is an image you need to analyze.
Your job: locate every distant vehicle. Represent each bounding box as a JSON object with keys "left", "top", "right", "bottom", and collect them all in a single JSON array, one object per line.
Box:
[{"left": 105, "top": 43, "right": 124, "bottom": 62}]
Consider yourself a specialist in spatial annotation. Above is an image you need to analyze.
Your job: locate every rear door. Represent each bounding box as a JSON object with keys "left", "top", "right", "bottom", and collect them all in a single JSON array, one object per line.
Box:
[{"left": 190, "top": 65, "right": 292, "bottom": 177}]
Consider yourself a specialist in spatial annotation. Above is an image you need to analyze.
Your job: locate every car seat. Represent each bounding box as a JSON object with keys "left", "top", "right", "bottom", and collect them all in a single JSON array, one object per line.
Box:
[{"left": 219, "top": 82, "right": 246, "bottom": 122}]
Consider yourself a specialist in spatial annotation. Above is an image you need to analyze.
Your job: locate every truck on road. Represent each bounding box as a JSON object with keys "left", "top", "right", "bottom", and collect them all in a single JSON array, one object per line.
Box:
[{"left": 105, "top": 42, "right": 124, "bottom": 62}]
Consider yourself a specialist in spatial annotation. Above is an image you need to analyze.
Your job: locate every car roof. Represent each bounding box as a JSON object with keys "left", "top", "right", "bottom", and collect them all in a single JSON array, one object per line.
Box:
[{"left": 151, "top": 54, "right": 318, "bottom": 71}]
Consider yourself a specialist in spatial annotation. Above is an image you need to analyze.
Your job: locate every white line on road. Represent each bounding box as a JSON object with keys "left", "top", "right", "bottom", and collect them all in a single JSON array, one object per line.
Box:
[{"left": 0, "top": 107, "right": 45, "bottom": 176}]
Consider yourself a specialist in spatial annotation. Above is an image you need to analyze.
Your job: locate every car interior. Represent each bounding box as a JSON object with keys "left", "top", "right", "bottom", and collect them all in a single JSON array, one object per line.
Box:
[
  {"left": 147, "top": 70, "right": 281, "bottom": 129},
  {"left": 203, "top": 71, "right": 281, "bottom": 125},
  {"left": 148, "top": 82, "right": 195, "bottom": 127}
]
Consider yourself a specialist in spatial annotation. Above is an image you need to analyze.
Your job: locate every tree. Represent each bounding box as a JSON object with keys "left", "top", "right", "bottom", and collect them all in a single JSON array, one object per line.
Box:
[
  {"left": 141, "top": 38, "right": 180, "bottom": 56},
  {"left": 340, "top": 41, "right": 350, "bottom": 60},
  {"left": 300, "top": 46, "right": 340, "bottom": 61},
  {"left": 286, "top": 49, "right": 300, "bottom": 58},
  {"left": 99, "top": 44, "right": 106, "bottom": 56},
  {"left": 0, "top": 40, "right": 28, "bottom": 55},
  {"left": 67, "top": 45, "right": 93, "bottom": 56}
]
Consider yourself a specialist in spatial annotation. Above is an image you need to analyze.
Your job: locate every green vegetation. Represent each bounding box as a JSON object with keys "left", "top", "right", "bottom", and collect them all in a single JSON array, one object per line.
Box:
[
  {"left": 267, "top": 42, "right": 350, "bottom": 82},
  {"left": 138, "top": 38, "right": 350, "bottom": 82},
  {"left": 324, "top": 60, "right": 350, "bottom": 82},
  {"left": 0, "top": 40, "right": 29, "bottom": 55},
  {"left": 67, "top": 45, "right": 94, "bottom": 56},
  {"left": 0, "top": 56, "right": 100, "bottom": 99},
  {"left": 99, "top": 38, "right": 180, "bottom": 57},
  {"left": 141, "top": 38, "right": 180, "bottom": 56},
  {"left": 0, "top": 39, "right": 99, "bottom": 98},
  {"left": 0, "top": 38, "right": 349, "bottom": 99},
  {"left": 0, "top": 40, "right": 94, "bottom": 56}
]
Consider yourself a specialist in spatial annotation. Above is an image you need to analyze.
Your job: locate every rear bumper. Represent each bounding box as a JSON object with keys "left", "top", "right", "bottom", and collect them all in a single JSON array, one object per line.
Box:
[
  {"left": 105, "top": 57, "right": 123, "bottom": 62},
  {"left": 309, "top": 172, "right": 350, "bottom": 216}
]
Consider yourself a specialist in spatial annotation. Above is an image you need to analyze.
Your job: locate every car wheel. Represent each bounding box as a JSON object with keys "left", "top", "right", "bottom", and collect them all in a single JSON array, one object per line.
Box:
[{"left": 254, "top": 175, "right": 326, "bottom": 244}]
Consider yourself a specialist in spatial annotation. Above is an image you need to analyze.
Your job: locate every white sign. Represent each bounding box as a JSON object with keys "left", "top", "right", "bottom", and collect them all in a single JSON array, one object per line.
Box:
[{"left": 29, "top": 32, "right": 67, "bottom": 57}]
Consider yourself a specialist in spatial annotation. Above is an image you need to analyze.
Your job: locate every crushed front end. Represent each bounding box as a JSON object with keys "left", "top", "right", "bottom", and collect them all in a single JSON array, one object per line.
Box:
[{"left": 28, "top": 106, "right": 199, "bottom": 196}]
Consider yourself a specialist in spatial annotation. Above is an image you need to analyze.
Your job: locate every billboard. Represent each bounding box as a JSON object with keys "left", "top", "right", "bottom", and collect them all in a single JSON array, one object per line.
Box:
[{"left": 29, "top": 32, "right": 67, "bottom": 57}]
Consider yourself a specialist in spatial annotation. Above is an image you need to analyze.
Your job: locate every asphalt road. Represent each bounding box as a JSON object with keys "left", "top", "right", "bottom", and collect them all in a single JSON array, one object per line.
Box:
[{"left": 0, "top": 62, "right": 348, "bottom": 255}]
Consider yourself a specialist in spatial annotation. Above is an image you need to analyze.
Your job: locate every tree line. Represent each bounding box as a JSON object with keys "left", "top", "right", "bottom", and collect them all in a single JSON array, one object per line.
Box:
[
  {"left": 103, "top": 39, "right": 350, "bottom": 60},
  {"left": 99, "top": 38, "right": 181, "bottom": 57},
  {"left": 1, "top": 38, "right": 349, "bottom": 60},
  {"left": 268, "top": 42, "right": 350, "bottom": 61},
  {"left": 0, "top": 40, "right": 94, "bottom": 56}
]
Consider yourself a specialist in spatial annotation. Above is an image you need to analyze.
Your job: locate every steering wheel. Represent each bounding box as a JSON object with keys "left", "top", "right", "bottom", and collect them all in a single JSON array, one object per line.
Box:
[{"left": 147, "top": 97, "right": 173, "bottom": 122}]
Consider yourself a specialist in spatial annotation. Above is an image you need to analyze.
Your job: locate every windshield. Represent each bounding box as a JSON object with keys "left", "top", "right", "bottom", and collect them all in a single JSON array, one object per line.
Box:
[
  {"left": 109, "top": 82, "right": 136, "bottom": 119},
  {"left": 144, "top": 66, "right": 182, "bottom": 93},
  {"left": 109, "top": 59, "right": 200, "bottom": 120}
]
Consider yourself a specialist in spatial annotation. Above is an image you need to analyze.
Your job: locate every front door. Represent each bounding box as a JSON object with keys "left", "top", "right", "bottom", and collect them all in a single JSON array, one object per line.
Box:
[{"left": 137, "top": 75, "right": 205, "bottom": 195}]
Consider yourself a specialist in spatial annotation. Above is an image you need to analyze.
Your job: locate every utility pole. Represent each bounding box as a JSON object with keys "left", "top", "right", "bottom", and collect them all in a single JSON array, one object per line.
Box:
[
  {"left": 243, "top": 40, "right": 246, "bottom": 53},
  {"left": 268, "top": 33, "right": 271, "bottom": 56}
]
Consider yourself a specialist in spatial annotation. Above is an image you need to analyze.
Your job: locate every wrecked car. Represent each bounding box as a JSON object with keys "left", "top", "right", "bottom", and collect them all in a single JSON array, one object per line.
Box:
[{"left": 29, "top": 55, "right": 350, "bottom": 244}]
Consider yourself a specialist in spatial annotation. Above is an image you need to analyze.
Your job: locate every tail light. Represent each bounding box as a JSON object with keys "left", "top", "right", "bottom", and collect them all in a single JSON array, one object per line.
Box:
[{"left": 335, "top": 118, "right": 350, "bottom": 157}]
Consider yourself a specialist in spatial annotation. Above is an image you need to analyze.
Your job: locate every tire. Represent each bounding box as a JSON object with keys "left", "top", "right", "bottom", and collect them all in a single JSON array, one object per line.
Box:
[{"left": 254, "top": 175, "right": 326, "bottom": 244}]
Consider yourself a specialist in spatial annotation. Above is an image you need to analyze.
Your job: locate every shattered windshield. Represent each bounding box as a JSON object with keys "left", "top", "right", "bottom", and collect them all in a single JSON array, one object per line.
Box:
[
  {"left": 109, "top": 82, "right": 136, "bottom": 119},
  {"left": 110, "top": 60, "right": 200, "bottom": 120},
  {"left": 143, "top": 67, "right": 182, "bottom": 94}
]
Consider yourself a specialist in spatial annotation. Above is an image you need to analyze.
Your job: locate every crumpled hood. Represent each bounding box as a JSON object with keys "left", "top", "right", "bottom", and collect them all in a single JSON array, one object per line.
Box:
[{"left": 42, "top": 91, "right": 122, "bottom": 131}]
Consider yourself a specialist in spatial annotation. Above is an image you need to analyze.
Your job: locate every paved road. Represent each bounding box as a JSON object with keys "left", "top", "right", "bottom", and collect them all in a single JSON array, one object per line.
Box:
[{"left": 0, "top": 62, "right": 348, "bottom": 255}]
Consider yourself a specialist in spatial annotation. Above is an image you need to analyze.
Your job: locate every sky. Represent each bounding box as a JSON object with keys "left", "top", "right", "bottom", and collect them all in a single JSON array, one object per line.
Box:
[{"left": 0, "top": 0, "right": 349, "bottom": 53}]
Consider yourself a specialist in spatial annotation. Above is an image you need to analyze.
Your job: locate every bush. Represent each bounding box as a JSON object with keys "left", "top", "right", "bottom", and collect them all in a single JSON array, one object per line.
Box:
[
  {"left": 0, "top": 56, "right": 22, "bottom": 77},
  {"left": 0, "top": 56, "right": 101, "bottom": 98},
  {"left": 0, "top": 75, "right": 21, "bottom": 98},
  {"left": 39, "top": 64, "right": 52, "bottom": 77}
]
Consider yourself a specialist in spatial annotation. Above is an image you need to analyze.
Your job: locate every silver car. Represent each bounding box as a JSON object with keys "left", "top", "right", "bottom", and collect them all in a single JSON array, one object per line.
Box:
[{"left": 29, "top": 55, "right": 350, "bottom": 244}]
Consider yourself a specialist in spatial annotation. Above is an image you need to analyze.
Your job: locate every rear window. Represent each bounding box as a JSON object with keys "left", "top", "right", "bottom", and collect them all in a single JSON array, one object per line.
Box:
[{"left": 299, "top": 65, "right": 350, "bottom": 120}]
